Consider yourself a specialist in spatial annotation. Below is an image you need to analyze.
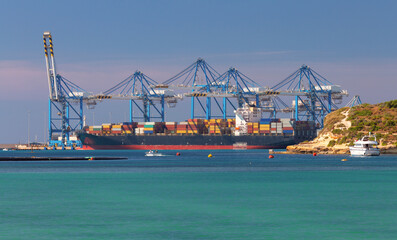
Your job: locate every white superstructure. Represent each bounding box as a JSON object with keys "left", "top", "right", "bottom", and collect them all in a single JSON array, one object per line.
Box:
[
  {"left": 234, "top": 103, "right": 261, "bottom": 136},
  {"left": 349, "top": 134, "right": 380, "bottom": 156}
]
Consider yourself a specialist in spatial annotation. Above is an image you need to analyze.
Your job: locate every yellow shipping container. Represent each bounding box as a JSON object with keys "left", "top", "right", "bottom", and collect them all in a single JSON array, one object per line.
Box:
[{"left": 113, "top": 125, "right": 122, "bottom": 128}]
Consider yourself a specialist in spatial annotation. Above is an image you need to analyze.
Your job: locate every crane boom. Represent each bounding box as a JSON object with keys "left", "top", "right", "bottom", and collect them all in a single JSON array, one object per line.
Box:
[{"left": 43, "top": 31, "right": 59, "bottom": 100}]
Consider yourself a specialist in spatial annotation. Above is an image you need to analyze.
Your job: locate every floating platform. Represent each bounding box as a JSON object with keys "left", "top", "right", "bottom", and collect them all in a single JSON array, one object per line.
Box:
[{"left": 0, "top": 156, "right": 128, "bottom": 161}]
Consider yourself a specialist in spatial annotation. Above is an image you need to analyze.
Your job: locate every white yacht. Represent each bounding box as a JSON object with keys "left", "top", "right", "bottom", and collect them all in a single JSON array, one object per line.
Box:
[{"left": 349, "top": 134, "right": 380, "bottom": 156}]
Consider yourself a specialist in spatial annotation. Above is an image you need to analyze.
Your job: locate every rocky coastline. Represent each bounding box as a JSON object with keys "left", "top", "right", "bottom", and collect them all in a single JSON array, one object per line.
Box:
[{"left": 285, "top": 100, "right": 397, "bottom": 155}]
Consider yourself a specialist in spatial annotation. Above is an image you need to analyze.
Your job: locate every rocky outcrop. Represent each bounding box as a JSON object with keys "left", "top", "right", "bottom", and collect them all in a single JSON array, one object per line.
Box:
[{"left": 286, "top": 100, "right": 397, "bottom": 154}]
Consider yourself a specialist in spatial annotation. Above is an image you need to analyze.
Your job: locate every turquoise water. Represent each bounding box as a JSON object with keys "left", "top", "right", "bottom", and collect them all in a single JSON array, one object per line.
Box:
[{"left": 1, "top": 150, "right": 397, "bottom": 239}]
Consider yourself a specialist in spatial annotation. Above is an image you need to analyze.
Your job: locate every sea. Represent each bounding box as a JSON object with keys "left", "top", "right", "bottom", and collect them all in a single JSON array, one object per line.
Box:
[{"left": 1, "top": 150, "right": 397, "bottom": 240}]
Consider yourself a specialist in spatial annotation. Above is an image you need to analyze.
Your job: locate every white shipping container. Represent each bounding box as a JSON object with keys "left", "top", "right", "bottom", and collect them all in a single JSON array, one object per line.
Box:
[{"left": 136, "top": 128, "right": 144, "bottom": 134}]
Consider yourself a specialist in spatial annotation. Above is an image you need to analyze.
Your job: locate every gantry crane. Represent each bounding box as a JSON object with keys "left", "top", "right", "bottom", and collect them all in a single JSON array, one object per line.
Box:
[
  {"left": 345, "top": 95, "right": 362, "bottom": 107},
  {"left": 184, "top": 64, "right": 348, "bottom": 127},
  {"left": 43, "top": 32, "right": 97, "bottom": 147},
  {"left": 161, "top": 58, "right": 222, "bottom": 120},
  {"left": 99, "top": 71, "right": 181, "bottom": 122},
  {"left": 215, "top": 67, "right": 262, "bottom": 117},
  {"left": 270, "top": 65, "right": 348, "bottom": 128}
]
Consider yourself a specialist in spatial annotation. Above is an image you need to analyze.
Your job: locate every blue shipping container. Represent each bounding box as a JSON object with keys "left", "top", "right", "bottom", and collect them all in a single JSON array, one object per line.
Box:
[{"left": 260, "top": 118, "right": 272, "bottom": 122}]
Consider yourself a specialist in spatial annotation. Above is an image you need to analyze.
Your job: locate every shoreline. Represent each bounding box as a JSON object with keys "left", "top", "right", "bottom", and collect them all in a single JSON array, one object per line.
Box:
[{"left": 275, "top": 146, "right": 397, "bottom": 155}]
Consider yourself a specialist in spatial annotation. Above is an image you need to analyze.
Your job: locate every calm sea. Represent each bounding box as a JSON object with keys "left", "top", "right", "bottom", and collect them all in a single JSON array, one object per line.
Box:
[{"left": 1, "top": 150, "right": 397, "bottom": 239}]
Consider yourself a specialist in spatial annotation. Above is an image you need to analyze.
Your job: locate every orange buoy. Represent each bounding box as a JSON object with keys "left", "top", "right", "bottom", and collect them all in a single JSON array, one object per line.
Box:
[
  {"left": 176, "top": 152, "right": 181, "bottom": 156},
  {"left": 269, "top": 155, "right": 274, "bottom": 159},
  {"left": 313, "top": 152, "right": 317, "bottom": 156}
]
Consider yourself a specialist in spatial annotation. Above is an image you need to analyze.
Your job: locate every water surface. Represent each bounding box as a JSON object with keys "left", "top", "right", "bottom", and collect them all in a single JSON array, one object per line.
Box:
[{"left": 1, "top": 150, "right": 396, "bottom": 239}]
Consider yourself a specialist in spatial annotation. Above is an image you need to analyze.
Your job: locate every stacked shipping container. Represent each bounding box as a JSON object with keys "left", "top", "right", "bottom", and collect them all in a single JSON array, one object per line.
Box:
[
  {"left": 144, "top": 122, "right": 155, "bottom": 134},
  {"left": 187, "top": 119, "right": 206, "bottom": 134},
  {"left": 102, "top": 124, "right": 111, "bottom": 134},
  {"left": 176, "top": 122, "right": 188, "bottom": 134},
  {"left": 281, "top": 119, "right": 294, "bottom": 135},
  {"left": 259, "top": 118, "right": 271, "bottom": 134},
  {"left": 84, "top": 118, "right": 301, "bottom": 136},
  {"left": 165, "top": 122, "right": 177, "bottom": 134},
  {"left": 209, "top": 119, "right": 229, "bottom": 134}
]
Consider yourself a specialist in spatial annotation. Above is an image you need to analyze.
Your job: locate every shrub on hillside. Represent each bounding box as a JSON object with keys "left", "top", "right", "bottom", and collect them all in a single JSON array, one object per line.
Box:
[
  {"left": 328, "top": 140, "right": 336, "bottom": 147},
  {"left": 332, "top": 129, "right": 343, "bottom": 135},
  {"left": 384, "top": 100, "right": 397, "bottom": 108}
]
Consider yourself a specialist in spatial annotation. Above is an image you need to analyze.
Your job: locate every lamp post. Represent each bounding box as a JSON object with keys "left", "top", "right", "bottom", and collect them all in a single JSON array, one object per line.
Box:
[{"left": 27, "top": 111, "right": 30, "bottom": 147}]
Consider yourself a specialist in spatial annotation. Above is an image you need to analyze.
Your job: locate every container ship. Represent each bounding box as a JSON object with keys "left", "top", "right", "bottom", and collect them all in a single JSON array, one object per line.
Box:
[{"left": 77, "top": 104, "right": 316, "bottom": 150}]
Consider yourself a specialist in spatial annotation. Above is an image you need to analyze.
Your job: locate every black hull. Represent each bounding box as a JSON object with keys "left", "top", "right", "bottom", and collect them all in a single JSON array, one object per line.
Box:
[{"left": 78, "top": 132, "right": 315, "bottom": 150}]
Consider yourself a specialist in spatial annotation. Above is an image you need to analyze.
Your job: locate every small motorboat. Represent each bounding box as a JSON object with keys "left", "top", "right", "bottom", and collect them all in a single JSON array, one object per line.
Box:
[
  {"left": 349, "top": 133, "right": 380, "bottom": 156},
  {"left": 145, "top": 150, "right": 164, "bottom": 157}
]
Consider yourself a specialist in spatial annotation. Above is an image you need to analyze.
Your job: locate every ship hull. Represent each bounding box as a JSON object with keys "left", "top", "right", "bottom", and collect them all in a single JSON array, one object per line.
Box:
[{"left": 78, "top": 133, "right": 313, "bottom": 150}]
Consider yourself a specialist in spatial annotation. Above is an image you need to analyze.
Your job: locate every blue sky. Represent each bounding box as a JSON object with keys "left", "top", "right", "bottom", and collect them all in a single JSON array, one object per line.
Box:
[{"left": 0, "top": 0, "right": 396, "bottom": 143}]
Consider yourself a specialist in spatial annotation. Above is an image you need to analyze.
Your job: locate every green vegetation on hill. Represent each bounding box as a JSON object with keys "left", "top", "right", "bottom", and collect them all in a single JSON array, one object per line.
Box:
[
  {"left": 320, "top": 107, "right": 349, "bottom": 134},
  {"left": 322, "top": 100, "right": 397, "bottom": 146},
  {"left": 381, "top": 99, "right": 397, "bottom": 109}
]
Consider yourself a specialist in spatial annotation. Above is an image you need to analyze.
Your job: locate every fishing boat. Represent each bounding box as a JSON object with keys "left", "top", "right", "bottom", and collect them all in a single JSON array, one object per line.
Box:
[{"left": 349, "top": 134, "right": 380, "bottom": 156}]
